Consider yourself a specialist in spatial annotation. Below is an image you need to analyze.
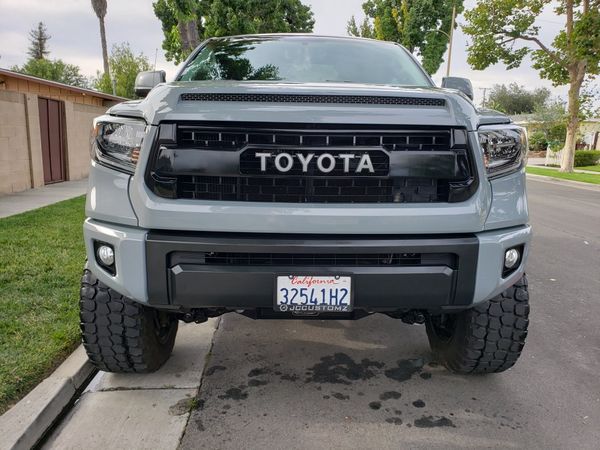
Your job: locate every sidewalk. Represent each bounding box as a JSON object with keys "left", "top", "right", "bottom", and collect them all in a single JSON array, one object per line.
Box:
[
  {"left": 0, "top": 179, "right": 88, "bottom": 219},
  {"left": 43, "top": 320, "right": 219, "bottom": 450}
]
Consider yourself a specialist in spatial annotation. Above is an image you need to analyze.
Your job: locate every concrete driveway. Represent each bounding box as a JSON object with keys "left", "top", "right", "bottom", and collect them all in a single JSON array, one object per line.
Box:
[{"left": 44, "top": 178, "right": 600, "bottom": 449}]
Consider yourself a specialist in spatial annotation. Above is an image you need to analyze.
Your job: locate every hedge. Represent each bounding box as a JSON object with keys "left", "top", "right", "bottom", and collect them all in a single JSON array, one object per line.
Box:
[{"left": 574, "top": 150, "right": 600, "bottom": 167}]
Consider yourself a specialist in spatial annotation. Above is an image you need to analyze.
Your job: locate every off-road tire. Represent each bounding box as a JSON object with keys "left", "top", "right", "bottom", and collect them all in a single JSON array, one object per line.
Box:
[
  {"left": 79, "top": 268, "right": 178, "bottom": 373},
  {"left": 426, "top": 275, "right": 529, "bottom": 374}
]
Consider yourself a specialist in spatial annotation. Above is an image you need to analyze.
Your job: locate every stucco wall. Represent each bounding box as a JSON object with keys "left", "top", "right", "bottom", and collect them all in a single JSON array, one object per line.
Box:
[
  {"left": 0, "top": 90, "right": 110, "bottom": 195},
  {"left": 65, "top": 102, "right": 108, "bottom": 181},
  {"left": 0, "top": 90, "right": 31, "bottom": 194}
]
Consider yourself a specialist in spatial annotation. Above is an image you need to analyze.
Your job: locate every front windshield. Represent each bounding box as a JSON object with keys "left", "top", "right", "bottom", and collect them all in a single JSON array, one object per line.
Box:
[{"left": 177, "top": 36, "right": 432, "bottom": 87}]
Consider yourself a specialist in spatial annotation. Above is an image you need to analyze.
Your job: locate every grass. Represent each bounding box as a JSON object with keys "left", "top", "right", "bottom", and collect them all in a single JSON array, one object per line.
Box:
[
  {"left": 576, "top": 165, "right": 600, "bottom": 173},
  {"left": 526, "top": 167, "right": 600, "bottom": 185},
  {"left": 0, "top": 196, "right": 86, "bottom": 414}
]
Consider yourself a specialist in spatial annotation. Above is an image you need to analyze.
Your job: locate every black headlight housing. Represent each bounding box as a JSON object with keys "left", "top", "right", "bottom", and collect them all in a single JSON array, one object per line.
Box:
[
  {"left": 478, "top": 125, "right": 528, "bottom": 178},
  {"left": 92, "top": 116, "right": 147, "bottom": 174}
]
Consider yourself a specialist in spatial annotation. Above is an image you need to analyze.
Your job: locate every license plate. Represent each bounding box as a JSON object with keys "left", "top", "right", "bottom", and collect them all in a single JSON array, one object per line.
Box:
[{"left": 275, "top": 276, "right": 352, "bottom": 313}]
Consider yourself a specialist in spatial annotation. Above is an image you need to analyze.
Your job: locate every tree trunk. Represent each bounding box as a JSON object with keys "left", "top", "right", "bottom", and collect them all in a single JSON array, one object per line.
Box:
[
  {"left": 178, "top": 19, "right": 200, "bottom": 55},
  {"left": 178, "top": 20, "right": 191, "bottom": 54},
  {"left": 99, "top": 17, "right": 110, "bottom": 78},
  {"left": 186, "top": 20, "right": 200, "bottom": 50},
  {"left": 560, "top": 65, "right": 585, "bottom": 172}
]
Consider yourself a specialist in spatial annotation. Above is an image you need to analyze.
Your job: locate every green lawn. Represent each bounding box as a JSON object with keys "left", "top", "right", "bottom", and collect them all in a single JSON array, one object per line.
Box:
[
  {"left": 526, "top": 167, "right": 600, "bottom": 185},
  {"left": 0, "top": 196, "right": 86, "bottom": 414},
  {"left": 576, "top": 165, "right": 600, "bottom": 173}
]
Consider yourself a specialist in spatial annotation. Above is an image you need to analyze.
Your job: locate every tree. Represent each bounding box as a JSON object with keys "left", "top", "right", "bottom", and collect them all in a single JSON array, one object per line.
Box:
[
  {"left": 487, "top": 83, "right": 551, "bottom": 114},
  {"left": 529, "top": 100, "right": 568, "bottom": 151},
  {"left": 347, "top": 0, "right": 464, "bottom": 75},
  {"left": 347, "top": 16, "right": 376, "bottom": 39},
  {"left": 12, "top": 59, "right": 89, "bottom": 88},
  {"left": 153, "top": 0, "right": 315, "bottom": 64},
  {"left": 91, "top": 0, "right": 110, "bottom": 80},
  {"left": 14, "top": 23, "right": 88, "bottom": 87},
  {"left": 28, "top": 22, "right": 50, "bottom": 60},
  {"left": 463, "top": 0, "right": 600, "bottom": 172},
  {"left": 94, "top": 43, "right": 152, "bottom": 99}
]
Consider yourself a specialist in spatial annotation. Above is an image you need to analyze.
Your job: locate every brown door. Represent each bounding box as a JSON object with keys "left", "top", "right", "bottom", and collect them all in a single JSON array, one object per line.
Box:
[{"left": 38, "top": 98, "right": 66, "bottom": 184}]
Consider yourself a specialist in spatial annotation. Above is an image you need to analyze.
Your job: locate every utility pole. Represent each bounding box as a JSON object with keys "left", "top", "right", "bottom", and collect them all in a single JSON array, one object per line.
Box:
[
  {"left": 479, "top": 87, "right": 489, "bottom": 108},
  {"left": 446, "top": 3, "right": 457, "bottom": 77}
]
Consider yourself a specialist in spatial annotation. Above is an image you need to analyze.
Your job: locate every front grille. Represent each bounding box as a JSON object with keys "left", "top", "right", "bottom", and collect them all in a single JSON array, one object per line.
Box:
[
  {"left": 178, "top": 175, "right": 445, "bottom": 203},
  {"left": 180, "top": 93, "right": 446, "bottom": 107},
  {"left": 177, "top": 125, "right": 451, "bottom": 152},
  {"left": 148, "top": 122, "right": 475, "bottom": 204}
]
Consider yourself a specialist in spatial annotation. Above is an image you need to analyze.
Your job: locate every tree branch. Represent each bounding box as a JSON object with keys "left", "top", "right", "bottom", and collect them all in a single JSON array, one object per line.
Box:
[
  {"left": 566, "top": 0, "right": 574, "bottom": 46},
  {"left": 517, "top": 35, "right": 566, "bottom": 67},
  {"left": 498, "top": 36, "right": 518, "bottom": 45},
  {"left": 496, "top": 28, "right": 567, "bottom": 68}
]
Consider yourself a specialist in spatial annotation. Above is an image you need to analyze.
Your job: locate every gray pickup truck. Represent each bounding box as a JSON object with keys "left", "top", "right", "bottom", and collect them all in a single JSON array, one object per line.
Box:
[{"left": 81, "top": 34, "right": 530, "bottom": 375}]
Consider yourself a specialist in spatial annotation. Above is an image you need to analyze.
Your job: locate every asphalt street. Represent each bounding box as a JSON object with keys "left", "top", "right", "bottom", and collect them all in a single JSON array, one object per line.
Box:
[
  {"left": 42, "top": 178, "right": 600, "bottom": 449},
  {"left": 180, "top": 178, "right": 600, "bottom": 450}
]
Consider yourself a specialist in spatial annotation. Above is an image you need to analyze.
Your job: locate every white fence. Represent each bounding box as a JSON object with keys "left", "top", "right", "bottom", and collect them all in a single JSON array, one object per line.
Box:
[{"left": 545, "top": 147, "right": 563, "bottom": 166}]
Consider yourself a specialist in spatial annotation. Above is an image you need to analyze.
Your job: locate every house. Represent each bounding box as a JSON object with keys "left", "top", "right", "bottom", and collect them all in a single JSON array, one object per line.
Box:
[
  {"left": 512, "top": 114, "right": 600, "bottom": 151},
  {"left": 579, "top": 118, "right": 600, "bottom": 150},
  {"left": 0, "top": 68, "right": 125, "bottom": 195}
]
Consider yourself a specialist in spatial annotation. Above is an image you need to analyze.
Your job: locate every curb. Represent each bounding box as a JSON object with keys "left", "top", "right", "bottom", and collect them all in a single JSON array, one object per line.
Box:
[
  {"left": 526, "top": 173, "right": 600, "bottom": 191},
  {"left": 0, "top": 346, "right": 95, "bottom": 450}
]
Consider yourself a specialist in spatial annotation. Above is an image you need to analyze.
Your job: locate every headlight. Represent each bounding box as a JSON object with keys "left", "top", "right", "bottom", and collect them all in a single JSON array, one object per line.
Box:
[
  {"left": 478, "top": 125, "right": 528, "bottom": 178},
  {"left": 92, "top": 116, "right": 147, "bottom": 173}
]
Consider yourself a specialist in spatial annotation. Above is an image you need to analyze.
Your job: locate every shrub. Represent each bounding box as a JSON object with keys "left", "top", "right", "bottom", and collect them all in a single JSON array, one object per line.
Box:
[
  {"left": 529, "top": 131, "right": 548, "bottom": 152},
  {"left": 574, "top": 150, "right": 600, "bottom": 167},
  {"left": 547, "top": 141, "right": 563, "bottom": 152},
  {"left": 546, "top": 122, "right": 567, "bottom": 143}
]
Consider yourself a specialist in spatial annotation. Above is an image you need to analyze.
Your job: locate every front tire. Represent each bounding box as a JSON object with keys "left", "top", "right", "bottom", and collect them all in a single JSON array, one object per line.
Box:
[
  {"left": 79, "top": 268, "right": 178, "bottom": 373},
  {"left": 426, "top": 275, "right": 529, "bottom": 374}
]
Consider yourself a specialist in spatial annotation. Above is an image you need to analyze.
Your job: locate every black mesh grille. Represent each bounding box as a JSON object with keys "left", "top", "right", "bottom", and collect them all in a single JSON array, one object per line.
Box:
[
  {"left": 177, "top": 175, "right": 446, "bottom": 203},
  {"left": 177, "top": 126, "right": 451, "bottom": 152},
  {"left": 201, "top": 252, "right": 422, "bottom": 266},
  {"left": 172, "top": 251, "right": 457, "bottom": 268},
  {"left": 180, "top": 93, "right": 446, "bottom": 107}
]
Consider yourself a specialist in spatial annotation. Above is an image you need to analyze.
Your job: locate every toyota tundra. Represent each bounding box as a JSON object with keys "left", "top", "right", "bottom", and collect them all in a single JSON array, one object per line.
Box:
[{"left": 80, "top": 34, "right": 530, "bottom": 375}]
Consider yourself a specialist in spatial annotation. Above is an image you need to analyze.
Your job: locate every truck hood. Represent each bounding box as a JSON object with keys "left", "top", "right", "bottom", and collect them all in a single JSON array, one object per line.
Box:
[{"left": 107, "top": 81, "right": 510, "bottom": 131}]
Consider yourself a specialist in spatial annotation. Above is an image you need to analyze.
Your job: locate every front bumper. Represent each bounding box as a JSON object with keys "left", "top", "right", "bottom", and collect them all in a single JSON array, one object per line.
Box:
[{"left": 84, "top": 219, "right": 530, "bottom": 312}]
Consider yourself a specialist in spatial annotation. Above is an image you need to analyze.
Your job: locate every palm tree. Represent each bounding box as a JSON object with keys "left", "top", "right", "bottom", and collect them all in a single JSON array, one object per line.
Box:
[{"left": 90, "top": 0, "right": 110, "bottom": 78}]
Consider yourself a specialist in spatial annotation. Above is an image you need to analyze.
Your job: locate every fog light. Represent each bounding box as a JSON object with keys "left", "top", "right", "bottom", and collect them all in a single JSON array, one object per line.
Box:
[
  {"left": 97, "top": 245, "right": 114, "bottom": 266},
  {"left": 504, "top": 248, "right": 520, "bottom": 269}
]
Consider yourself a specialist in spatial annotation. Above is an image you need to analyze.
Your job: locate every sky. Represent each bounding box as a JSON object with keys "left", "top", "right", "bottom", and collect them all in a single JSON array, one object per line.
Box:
[{"left": 0, "top": 0, "right": 593, "bottom": 105}]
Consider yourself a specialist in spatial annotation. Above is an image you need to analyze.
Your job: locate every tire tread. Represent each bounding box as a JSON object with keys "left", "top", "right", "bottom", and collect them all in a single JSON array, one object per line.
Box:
[
  {"left": 428, "top": 275, "right": 530, "bottom": 374},
  {"left": 79, "top": 268, "right": 176, "bottom": 373}
]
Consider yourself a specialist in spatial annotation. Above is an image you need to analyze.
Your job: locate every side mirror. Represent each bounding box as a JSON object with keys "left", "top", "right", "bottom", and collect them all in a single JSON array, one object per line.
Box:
[
  {"left": 134, "top": 70, "right": 166, "bottom": 98},
  {"left": 442, "top": 77, "right": 474, "bottom": 100}
]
